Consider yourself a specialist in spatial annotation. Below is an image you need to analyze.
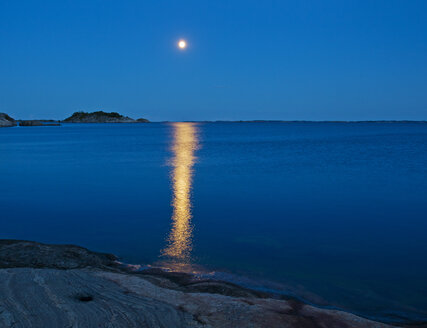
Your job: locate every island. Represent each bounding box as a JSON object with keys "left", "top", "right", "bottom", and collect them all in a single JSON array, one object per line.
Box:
[
  {"left": 63, "top": 111, "right": 150, "bottom": 123},
  {"left": 0, "top": 113, "right": 16, "bottom": 127},
  {"left": 18, "top": 120, "right": 61, "bottom": 126},
  {"left": 0, "top": 239, "right": 393, "bottom": 328}
]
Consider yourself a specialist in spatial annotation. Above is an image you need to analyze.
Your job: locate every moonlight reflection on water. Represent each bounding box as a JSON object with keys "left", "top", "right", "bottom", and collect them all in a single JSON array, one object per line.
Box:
[{"left": 162, "top": 122, "right": 199, "bottom": 262}]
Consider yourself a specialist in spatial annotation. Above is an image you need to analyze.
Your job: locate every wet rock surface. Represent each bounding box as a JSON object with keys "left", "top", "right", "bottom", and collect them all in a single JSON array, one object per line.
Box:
[{"left": 0, "top": 240, "right": 401, "bottom": 327}]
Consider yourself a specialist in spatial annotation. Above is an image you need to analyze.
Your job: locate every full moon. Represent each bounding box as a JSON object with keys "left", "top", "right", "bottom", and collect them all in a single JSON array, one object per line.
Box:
[{"left": 178, "top": 40, "right": 187, "bottom": 49}]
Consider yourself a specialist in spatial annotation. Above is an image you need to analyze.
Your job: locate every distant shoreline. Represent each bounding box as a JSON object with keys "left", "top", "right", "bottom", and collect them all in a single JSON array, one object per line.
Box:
[
  {"left": 2, "top": 120, "right": 427, "bottom": 128},
  {"left": 175, "top": 120, "right": 427, "bottom": 123},
  {"left": 2, "top": 110, "right": 427, "bottom": 128}
]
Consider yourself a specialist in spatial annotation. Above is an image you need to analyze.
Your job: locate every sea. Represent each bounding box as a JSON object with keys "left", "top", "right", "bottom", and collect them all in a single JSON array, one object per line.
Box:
[{"left": 1, "top": 122, "right": 426, "bottom": 324}]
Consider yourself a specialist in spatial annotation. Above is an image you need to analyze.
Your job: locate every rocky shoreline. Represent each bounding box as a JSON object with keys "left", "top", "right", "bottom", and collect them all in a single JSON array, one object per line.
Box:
[
  {"left": 18, "top": 120, "right": 61, "bottom": 126},
  {"left": 62, "top": 111, "right": 149, "bottom": 123},
  {"left": 0, "top": 240, "right": 405, "bottom": 328},
  {"left": 0, "top": 111, "right": 150, "bottom": 127},
  {"left": 0, "top": 113, "right": 16, "bottom": 127}
]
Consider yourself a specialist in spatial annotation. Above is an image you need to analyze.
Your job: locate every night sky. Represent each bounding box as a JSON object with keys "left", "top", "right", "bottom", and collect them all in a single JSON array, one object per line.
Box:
[{"left": 1, "top": 0, "right": 426, "bottom": 121}]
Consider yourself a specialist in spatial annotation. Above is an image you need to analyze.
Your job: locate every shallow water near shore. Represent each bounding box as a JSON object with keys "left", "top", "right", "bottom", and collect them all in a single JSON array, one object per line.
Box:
[{"left": 1, "top": 122, "right": 427, "bottom": 324}]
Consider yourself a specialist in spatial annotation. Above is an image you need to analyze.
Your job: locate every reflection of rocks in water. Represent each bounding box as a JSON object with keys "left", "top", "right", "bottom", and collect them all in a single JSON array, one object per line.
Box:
[{"left": 0, "top": 240, "right": 396, "bottom": 328}]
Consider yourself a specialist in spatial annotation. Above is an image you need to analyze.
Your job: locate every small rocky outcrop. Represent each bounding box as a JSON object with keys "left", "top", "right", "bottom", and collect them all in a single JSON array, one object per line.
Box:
[
  {"left": 63, "top": 111, "right": 149, "bottom": 123},
  {"left": 0, "top": 240, "right": 117, "bottom": 270},
  {"left": 0, "top": 113, "right": 16, "bottom": 127},
  {"left": 18, "top": 120, "right": 60, "bottom": 126}
]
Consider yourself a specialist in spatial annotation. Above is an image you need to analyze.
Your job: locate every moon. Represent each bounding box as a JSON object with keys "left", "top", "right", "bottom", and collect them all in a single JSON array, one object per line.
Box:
[{"left": 178, "top": 40, "right": 187, "bottom": 49}]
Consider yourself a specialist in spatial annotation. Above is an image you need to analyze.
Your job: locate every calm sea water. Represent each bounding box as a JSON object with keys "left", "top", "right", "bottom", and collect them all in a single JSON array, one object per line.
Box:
[{"left": 1, "top": 122, "right": 427, "bottom": 323}]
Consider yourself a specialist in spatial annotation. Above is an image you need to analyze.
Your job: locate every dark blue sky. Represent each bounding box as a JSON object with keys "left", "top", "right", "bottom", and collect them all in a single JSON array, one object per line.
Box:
[{"left": 1, "top": 0, "right": 426, "bottom": 121}]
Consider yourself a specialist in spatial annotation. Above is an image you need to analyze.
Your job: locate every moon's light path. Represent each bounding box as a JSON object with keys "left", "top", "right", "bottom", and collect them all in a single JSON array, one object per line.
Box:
[{"left": 162, "top": 122, "right": 199, "bottom": 262}]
